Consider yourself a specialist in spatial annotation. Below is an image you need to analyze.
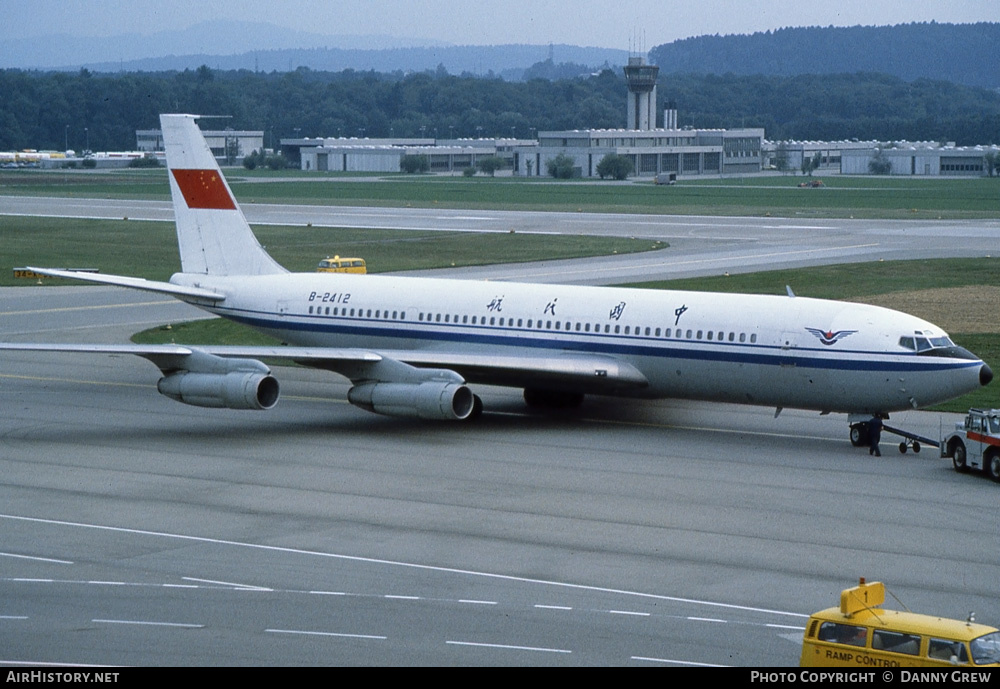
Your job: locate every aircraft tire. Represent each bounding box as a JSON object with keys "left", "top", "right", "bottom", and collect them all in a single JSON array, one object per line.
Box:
[
  {"left": 850, "top": 423, "right": 869, "bottom": 447},
  {"left": 951, "top": 441, "right": 969, "bottom": 473}
]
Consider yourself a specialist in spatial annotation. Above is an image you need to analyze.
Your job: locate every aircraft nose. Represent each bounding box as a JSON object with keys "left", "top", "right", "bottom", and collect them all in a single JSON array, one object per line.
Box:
[{"left": 982, "top": 363, "right": 994, "bottom": 387}]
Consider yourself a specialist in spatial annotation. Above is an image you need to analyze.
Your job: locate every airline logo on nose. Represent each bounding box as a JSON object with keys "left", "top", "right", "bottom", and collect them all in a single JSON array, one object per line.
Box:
[
  {"left": 171, "top": 169, "right": 237, "bottom": 210},
  {"left": 805, "top": 327, "right": 857, "bottom": 346}
]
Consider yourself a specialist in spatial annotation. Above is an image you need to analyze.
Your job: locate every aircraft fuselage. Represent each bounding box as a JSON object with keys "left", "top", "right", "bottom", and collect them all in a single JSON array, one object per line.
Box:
[{"left": 175, "top": 271, "right": 987, "bottom": 415}]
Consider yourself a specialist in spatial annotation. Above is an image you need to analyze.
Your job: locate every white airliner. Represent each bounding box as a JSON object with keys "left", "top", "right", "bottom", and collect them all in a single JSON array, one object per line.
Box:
[{"left": 3, "top": 114, "right": 992, "bottom": 444}]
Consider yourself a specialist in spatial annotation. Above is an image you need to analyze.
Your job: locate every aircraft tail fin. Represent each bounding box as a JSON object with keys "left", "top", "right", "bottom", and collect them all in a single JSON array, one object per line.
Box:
[{"left": 161, "top": 114, "right": 286, "bottom": 276}]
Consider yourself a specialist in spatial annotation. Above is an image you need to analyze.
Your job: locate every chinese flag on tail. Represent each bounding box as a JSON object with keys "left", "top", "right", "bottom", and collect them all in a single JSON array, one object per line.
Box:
[{"left": 170, "top": 169, "right": 237, "bottom": 210}]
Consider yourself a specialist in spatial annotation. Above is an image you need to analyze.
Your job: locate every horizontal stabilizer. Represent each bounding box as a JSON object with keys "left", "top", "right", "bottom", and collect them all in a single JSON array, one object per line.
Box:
[{"left": 24, "top": 267, "right": 225, "bottom": 301}]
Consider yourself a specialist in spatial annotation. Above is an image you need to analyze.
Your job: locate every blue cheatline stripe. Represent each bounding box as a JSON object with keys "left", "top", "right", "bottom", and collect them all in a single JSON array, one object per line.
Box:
[{"left": 213, "top": 307, "right": 981, "bottom": 375}]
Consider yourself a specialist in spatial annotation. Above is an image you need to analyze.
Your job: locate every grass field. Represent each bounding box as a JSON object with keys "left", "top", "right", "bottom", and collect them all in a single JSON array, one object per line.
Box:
[
  {"left": 0, "top": 215, "right": 662, "bottom": 285},
  {"left": 2, "top": 168, "right": 998, "bottom": 219}
]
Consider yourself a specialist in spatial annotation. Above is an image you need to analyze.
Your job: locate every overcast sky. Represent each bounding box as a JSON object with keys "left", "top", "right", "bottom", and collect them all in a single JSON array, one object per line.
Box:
[{"left": 3, "top": 0, "right": 998, "bottom": 48}]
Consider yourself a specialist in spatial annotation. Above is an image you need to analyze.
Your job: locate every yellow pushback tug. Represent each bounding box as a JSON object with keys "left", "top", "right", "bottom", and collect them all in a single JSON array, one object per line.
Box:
[{"left": 801, "top": 579, "right": 1000, "bottom": 667}]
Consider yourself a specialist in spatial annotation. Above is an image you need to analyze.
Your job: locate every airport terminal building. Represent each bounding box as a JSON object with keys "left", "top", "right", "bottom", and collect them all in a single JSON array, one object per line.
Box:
[
  {"left": 285, "top": 55, "right": 764, "bottom": 179},
  {"left": 526, "top": 126, "right": 765, "bottom": 178}
]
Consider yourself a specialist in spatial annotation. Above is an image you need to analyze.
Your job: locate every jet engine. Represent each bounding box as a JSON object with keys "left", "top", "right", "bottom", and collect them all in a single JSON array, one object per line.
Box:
[
  {"left": 347, "top": 381, "right": 475, "bottom": 420},
  {"left": 157, "top": 371, "right": 279, "bottom": 410}
]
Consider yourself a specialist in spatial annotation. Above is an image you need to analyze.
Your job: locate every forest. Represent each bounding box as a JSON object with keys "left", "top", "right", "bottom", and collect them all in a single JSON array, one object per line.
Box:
[
  {"left": 649, "top": 22, "right": 1000, "bottom": 89},
  {"left": 2, "top": 63, "right": 999, "bottom": 153}
]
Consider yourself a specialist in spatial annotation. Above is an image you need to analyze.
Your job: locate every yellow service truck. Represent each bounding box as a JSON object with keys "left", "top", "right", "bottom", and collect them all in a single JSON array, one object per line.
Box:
[{"left": 801, "top": 579, "right": 1000, "bottom": 667}]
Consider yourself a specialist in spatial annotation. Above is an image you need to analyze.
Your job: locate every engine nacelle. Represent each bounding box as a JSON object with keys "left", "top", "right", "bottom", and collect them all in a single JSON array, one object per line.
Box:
[
  {"left": 157, "top": 371, "right": 279, "bottom": 410},
  {"left": 347, "top": 381, "right": 474, "bottom": 420}
]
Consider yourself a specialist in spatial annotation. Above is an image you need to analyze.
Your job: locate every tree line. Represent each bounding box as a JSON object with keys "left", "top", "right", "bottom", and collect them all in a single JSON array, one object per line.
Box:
[
  {"left": 650, "top": 22, "right": 1000, "bottom": 89},
  {"left": 1, "top": 64, "right": 998, "bottom": 153}
]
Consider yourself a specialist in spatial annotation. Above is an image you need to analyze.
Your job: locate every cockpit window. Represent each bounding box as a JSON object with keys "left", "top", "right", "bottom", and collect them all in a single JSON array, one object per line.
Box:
[{"left": 900, "top": 335, "right": 956, "bottom": 352}]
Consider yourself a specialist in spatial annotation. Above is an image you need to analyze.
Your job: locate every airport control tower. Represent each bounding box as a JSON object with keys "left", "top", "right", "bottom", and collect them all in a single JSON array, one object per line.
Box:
[{"left": 623, "top": 56, "right": 658, "bottom": 130}]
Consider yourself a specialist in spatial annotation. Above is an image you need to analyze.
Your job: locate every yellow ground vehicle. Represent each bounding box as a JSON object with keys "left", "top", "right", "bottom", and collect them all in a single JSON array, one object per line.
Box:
[
  {"left": 801, "top": 579, "right": 1000, "bottom": 667},
  {"left": 316, "top": 256, "right": 366, "bottom": 274}
]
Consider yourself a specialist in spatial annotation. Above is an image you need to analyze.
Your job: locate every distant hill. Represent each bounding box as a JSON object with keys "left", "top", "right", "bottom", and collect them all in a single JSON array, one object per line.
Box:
[
  {"left": 79, "top": 44, "right": 629, "bottom": 80},
  {"left": 0, "top": 19, "right": 627, "bottom": 80},
  {"left": 650, "top": 22, "right": 1000, "bottom": 89},
  {"left": 0, "top": 20, "right": 448, "bottom": 70}
]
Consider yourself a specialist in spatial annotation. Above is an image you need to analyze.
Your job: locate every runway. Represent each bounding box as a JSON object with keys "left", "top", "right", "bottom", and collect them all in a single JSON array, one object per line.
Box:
[
  {"left": 2, "top": 200, "right": 998, "bottom": 666},
  {"left": 3, "top": 195, "right": 998, "bottom": 283}
]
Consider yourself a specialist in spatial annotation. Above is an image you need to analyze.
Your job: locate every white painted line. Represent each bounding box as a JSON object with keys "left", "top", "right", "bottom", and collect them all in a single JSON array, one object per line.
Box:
[
  {"left": 0, "top": 513, "right": 808, "bottom": 620},
  {"left": 608, "top": 609, "right": 650, "bottom": 617},
  {"left": 632, "top": 656, "right": 728, "bottom": 667},
  {"left": 459, "top": 599, "right": 498, "bottom": 605},
  {"left": 92, "top": 619, "right": 204, "bottom": 628},
  {"left": 687, "top": 616, "right": 727, "bottom": 623},
  {"left": 86, "top": 581, "right": 126, "bottom": 586},
  {"left": 0, "top": 616, "right": 29, "bottom": 620},
  {"left": 182, "top": 576, "right": 271, "bottom": 591},
  {"left": 447, "top": 640, "right": 571, "bottom": 654},
  {"left": 0, "top": 552, "right": 73, "bottom": 564},
  {"left": 266, "top": 628, "right": 386, "bottom": 640},
  {"left": 0, "top": 660, "right": 120, "bottom": 668},
  {"left": 0, "top": 300, "right": 175, "bottom": 317},
  {"left": 384, "top": 594, "right": 420, "bottom": 600},
  {"left": 309, "top": 590, "right": 348, "bottom": 596},
  {"left": 534, "top": 604, "right": 572, "bottom": 610}
]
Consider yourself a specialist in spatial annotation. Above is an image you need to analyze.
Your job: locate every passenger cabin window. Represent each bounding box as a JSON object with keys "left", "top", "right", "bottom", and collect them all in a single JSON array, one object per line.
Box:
[
  {"left": 872, "top": 630, "right": 921, "bottom": 655},
  {"left": 818, "top": 622, "right": 867, "bottom": 647},
  {"left": 928, "top": 638, "right": 968, "bottom": 663}
]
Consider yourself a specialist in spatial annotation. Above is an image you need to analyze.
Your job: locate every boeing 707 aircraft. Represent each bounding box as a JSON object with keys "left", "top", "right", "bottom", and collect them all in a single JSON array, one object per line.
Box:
[{"left": 2, "top": 115, "right": 992, "bottom": 444}]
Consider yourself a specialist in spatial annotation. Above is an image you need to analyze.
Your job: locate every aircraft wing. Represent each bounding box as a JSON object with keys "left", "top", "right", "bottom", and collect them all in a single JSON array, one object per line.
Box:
[
  {"left": 24, "top": 267, "right": 225, "bottom": 301},
  {"left": 0, "top": 342, "right": 648, "bottom": 392},
  {"left": 360, "top": 349, "right": 650, "bottom": 393}
]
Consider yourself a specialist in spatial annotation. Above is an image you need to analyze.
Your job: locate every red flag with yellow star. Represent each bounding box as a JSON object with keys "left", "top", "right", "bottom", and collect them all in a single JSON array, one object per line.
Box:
[{"left": 170, "top": 169, "right": 237, "bottom": 210}]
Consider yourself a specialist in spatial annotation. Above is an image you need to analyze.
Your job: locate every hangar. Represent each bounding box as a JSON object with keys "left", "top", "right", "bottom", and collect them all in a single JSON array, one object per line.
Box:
[
  {"left": 840, "top": 142, "right": 999, "bottom": 176},
  {"left": 765, "top": 140, "right": 999, "bottom": 176},
  {"left": 287, "top": 136, "right": 534, "bottom": 173}
]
